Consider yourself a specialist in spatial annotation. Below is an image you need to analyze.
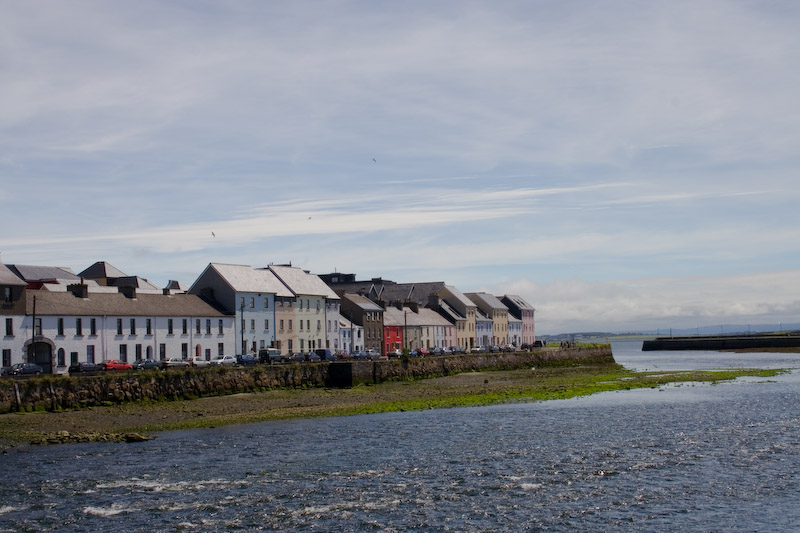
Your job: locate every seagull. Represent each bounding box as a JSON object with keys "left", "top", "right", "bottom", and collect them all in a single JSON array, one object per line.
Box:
[
  {"left": 372, "top": 158, "right": 376, "bottom": 163},
  {"left": 211, "top": 232, "right": 215, "bottom": 238}
]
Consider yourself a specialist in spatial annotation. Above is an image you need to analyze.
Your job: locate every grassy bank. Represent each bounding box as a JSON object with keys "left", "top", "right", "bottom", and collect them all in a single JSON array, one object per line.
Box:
[{"left": 0, "top": 363, "right": 785, "bottom": 447}]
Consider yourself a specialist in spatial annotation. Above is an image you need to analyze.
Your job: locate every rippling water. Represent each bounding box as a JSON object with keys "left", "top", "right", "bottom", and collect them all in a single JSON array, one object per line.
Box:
[{"left": 1, "top": 341, "right": 799, "bottom": 531}]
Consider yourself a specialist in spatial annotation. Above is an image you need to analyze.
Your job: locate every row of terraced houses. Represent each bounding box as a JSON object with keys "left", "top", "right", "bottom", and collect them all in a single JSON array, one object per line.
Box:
[{"left": 0, "top": 256, "right": 535, "bottom": 375}]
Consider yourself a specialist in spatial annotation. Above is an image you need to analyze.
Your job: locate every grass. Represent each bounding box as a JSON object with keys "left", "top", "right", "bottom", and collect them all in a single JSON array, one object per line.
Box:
[{"left": 0, "top": 363, "right": 786, "bottom": 446}]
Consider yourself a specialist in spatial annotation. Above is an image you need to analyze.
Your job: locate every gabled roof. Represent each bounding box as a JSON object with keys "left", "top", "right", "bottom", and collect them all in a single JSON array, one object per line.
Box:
[
  {"left": 267, "top": 265, "right": 339, "bottom": 299},
  {"left": 466, "top": 292, "right": 508, "bottom": 311},
  {"left": 501, "top": 294, "right": 535, "bottom": 311},
  {"left": 25, "top": 291, "right": 227, "bottom": 317},
  {"left": 383, "top": 306, "right": 452, "bottom": 327},
  {"left": 0, "top": 262, "right": 25, "bottom": 286},
  {"left": 437, "top": 299, "right": 465, "bottom": 322},
  {"left": 342, "top": 293, "right": 383, "bottom": 312},
  {"left": 79, "top": 261, "right": 128, "bottom": 279},
  {"left": 195, "top": 263, "right": 293, "bottom": 297},
  {"left": 7, "top": 264, "right": 80, "bottom": 283},
  {"left": 439, "top": 285, "right": 475, "bottom": 308}
]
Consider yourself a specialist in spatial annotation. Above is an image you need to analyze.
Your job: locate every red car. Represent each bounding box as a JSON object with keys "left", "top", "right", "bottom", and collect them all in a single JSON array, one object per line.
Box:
[{"left": 99, "top": 359, "right": 132, "bottom": 371}]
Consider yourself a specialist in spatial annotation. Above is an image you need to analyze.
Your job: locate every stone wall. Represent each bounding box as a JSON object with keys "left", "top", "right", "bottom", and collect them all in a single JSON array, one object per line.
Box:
[{"left": 0, "top": 346, "right": 612, "bottom": 413}]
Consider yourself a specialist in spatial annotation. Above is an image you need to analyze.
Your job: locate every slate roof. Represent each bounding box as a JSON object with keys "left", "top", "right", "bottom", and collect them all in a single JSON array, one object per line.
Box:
[
  {"left": 465, "top": 292, "right": 508, "bottom": 311},
  {"left": 108, "top": 276, "right": 161, "bottom": 293},
  {"left": 501, "top": 294, "right": 535, "bottom": 311},
  {"left": 79, "top": 261, "right": 128, "bottom": 279},
  {"left": 198, "top": 263, "right": 293, "bottom": 297},
  {"left": 0, "top": 263, "right": 25, "bottom": 286},
  {"left": 8, "top": 264, "right": 80, "bottom": 282},
  {"left": 267, "top": 265, "right": 339, "bottom": 299},
  {"left": 437, "top": 299, "right": 465, "bottom": 322},
  {"left": 25, "top": 291, "right": 226, "bottom": 317},
  {"left": 440, "top": 285, "right": 475, "bottom": 308},
  {"left": 342, "top": 293, "right": 383, "bottom": 312},
  {"left": 383, "top": 306, "right": 452, "bottom": 327}
]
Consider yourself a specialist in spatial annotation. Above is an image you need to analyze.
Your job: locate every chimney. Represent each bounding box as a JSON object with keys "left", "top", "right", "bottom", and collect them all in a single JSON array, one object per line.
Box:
[
  {"left": 120, "top": 286, "right": 136, "bottom": 299},
  {"left": 68, "top": 283, "right": 89, "bottom": 299},
  {"left": 428, "top": 294, "right": 440, "bottom": 309}
]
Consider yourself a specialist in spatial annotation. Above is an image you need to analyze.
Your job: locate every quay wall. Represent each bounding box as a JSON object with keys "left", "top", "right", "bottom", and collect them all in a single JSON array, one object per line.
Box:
[
  {"left": 642, "top": 334, "right": 800, "bottom": 351},
  {"left": 0, "top": 346, "right": 613, "bottom": 413}
]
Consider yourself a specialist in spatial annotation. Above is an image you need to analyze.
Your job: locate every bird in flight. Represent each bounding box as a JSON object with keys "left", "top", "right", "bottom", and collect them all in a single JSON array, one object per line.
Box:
[
  {"left": 372, "top": 158, "right": 376, "bottom": 163},
  {"left": 211, "top": 232, "right": 215, "bottom": 238}
]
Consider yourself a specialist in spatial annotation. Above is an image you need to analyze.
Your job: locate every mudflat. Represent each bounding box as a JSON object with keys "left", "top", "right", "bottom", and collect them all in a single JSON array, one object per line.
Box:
[{"left": 0, "top": 363, "right": 782, "bottom": 447}]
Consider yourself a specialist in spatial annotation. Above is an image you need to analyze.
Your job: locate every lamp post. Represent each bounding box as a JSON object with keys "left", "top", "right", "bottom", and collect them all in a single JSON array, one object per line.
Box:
[{"left": 240, "top": 298, "right": 245, "bottom": 357}]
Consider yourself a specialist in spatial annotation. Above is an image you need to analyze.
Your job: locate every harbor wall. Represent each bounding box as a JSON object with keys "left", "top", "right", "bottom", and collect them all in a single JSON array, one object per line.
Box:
[
  {"left": 642, "top": 334, "right": 800, "bottom": 351},
  {"left": 0, "top": 346, "right": 613, "bottom": 413}
]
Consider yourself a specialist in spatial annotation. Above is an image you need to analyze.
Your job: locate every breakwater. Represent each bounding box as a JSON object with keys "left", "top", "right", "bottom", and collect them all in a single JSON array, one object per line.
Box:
[
  {"left": 0, "top": 346, "right": 612, "bottom": 413},
  {"left": 641, "top": 333, "right": 800, "bottom": 351}
]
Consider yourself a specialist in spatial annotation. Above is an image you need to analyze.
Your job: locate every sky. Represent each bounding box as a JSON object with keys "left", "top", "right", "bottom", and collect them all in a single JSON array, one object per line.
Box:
[{"left": 2, "top": 0, "right": 800, "bottom": 334}]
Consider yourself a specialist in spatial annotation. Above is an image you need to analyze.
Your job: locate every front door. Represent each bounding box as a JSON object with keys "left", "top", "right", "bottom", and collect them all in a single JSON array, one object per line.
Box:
[{"left": 28, "top": 342, "right": 52, "bottom": 374}]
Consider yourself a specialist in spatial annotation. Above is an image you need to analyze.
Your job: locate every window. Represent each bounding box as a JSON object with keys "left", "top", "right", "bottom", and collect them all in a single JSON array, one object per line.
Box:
[
  {"left": 196, "top": 319, "right": 201, "bottom": 335},
  {"left": 57, "top": 348, "right": 65, "bottom": 367},
  {"left": 159, "top": 343, "right": 166, "bottom": 359},
  {"left": 4, "top": 317, "right": 12, "bottom": 336},
  {"left": 299, "top": 299, "right": 303, "bottom": 310},
  {"left": 3, "top": 287, "right": 10, "bottom": 302},
  {"left": 119, "top": 344, "right": 128, "bottom": 362},
  {"left": 288, "top": 319, "right": 293, "bottom": 331},
  {"left": 241, "top": 318, "right": 246, "bottom": 332},
  {"left": 205, "top": 348, "right": 211, "bottom": 359},
  {"left": 240, "top": 296, "right": 245, "bottom": 309},
  {"left": 57, "top": 318, "right": 64, "bottom": 336},
  {"left": 264, "top": 297, "right": 269, "bottom": 309},
  {"left": 280, "top": 319, "right": 284, "bottom": 331},
  {"left": 136, "top": 344, "right": 142, "bottom": 360},
  {"left": 250, "top": 296, "right": 255, "bottom": 308},
  {"left": 76, "top": 318, "right": 83, "bottom": 336},
  {"left": 90, "top": 318, "right": 97, "bottom": 336},
  {"left": 250, "top": 319, "right": 255, "bottom": 331},
  {"left": 87, "top": 345, "right": 95, "bottom": 363},
  {"left": 2, "top": 349, "right": 10, "bottom": 367},
  {"left": 206, "top": 319, "right": 211, "bottom": 335},
  {"left": 218, "top": 319, "right": 223, "bottom": 335},
  {"left": 130, "top": 318, "right": 136, "bottom": 335},
  {"left": 182, "top": 319, "right": 188, "bottom": 335},
  {"left": 34, "top": 317, "right": 42, "bottom": 336},
  {"left": 307, "top": 320, "right": 311, "bottom": 331},
  {"left": 181, "top": 343, "right": 188, "bottom": 358},
  {"left": 317, "top": 320, "right": 321, "bottom": 331},
  {"left": 70, "top": 351, "right": 78, "bottom": 365},
  {"left": 316, "top": 301, "right": 321, "bottom": 311},
  {"left": 168, "top": 319, "right": 174, "bottom": 335},
  {"left": 146, "top": 319, "right": 152, "bottom": 335},
  {"left": 300, "top": 320, "right": 304, "bottom": 331},
  {"left": 116, "top": 318, "right": 123, "bottom": 335},
  {"left": 218, "top": 343, "right": 224, "bottom": 356}
]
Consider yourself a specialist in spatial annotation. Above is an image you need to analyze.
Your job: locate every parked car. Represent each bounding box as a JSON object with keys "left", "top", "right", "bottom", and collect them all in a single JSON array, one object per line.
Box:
[
  {"left": 163, "top": 357, "right": 190, "bottom": 369},
  {"left": 291, "top": 352, "right": 307, "bottom": 362},
  {"left": 259, "top": 348, "right": 284, "bottom": 364},
  {"left": 68, "top": 361, "right": 104, "bottom": 375},
  {"left": 471, "top": 346, "right": 487, "bottom": 353},
  {"left": 132, "top": 359, "right": 164, "bottom": 371},
  {"left": 315, "top": 348, "right": 336, "bottom": 361},
  {"left": 209, "top": 355, "right": 236, "bottom": 366},
  {"left": 429, "top": 346, "right": 443, "bottom": 355},
  {"left": 351, "top": 351, "right": 369, "bottom": 360},
  {"left": 501, "top": 344, "right": 516, "bottom": 352},
  {"left": 307, "top": 352, "right": 321, "bottom": 362},
  {"left": 388, "top": 348, "right": 403, "bottom": 357},
  {"left": 190, "top": 356, "right": 211, "bottom": 368},
  {"left": 99, "top": 359, "right": 133, "bottom": 371},
  {"left": 417, "top": 347, "right": 429, "bottom": 356},
  {"left": 441, "top": 347, "right": 453, "bottom": 355},
  {"left": 237, "top": 354, "right": 259, "bottom": 365},
  {"left": 3, "top": 362, "right": 44, "bottom": 376},
  {"left": 366, "top": 348, "right": 381, "bottom": 359}
]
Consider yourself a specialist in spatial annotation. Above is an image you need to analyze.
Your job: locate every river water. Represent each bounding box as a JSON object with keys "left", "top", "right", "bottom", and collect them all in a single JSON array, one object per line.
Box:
[{"left": 1, "top": 341, "right": 798, "bottom": 532}]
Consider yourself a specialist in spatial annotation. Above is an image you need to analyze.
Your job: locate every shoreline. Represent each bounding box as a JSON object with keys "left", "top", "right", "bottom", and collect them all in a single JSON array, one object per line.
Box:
[{"left": 0, "top": 363, "right": 784, "bottom": 448}]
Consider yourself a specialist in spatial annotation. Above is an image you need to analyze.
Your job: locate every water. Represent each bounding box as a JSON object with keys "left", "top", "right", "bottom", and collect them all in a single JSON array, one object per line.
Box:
[{"left": 1, "top": 341, "right": 799, "bottom": 531}]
